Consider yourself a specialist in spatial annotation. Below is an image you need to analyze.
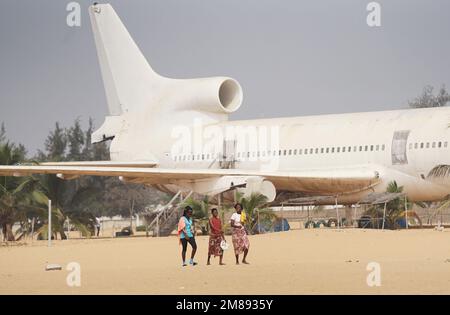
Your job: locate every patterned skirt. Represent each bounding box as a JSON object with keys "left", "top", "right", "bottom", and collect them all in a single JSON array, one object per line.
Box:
[
  {"left": 232, "top": 228, "right": 250, "bottom": 255},
  {"left": 208, "top": 234, "right": 223, "bottom": 257}
]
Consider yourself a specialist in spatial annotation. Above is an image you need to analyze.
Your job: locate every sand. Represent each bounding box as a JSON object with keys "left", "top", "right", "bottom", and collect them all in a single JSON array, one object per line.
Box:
[{"left": 1, "top": 228, "right": 450, "bottom": 294}]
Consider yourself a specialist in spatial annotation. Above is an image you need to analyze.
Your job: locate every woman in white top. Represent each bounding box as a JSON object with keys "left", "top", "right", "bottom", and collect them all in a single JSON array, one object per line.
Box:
[{"left": 230, "top": 203, "right": 250, "bottom": 264}]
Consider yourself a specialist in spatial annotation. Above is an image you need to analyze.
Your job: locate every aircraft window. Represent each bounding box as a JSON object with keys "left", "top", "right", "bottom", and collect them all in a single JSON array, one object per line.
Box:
[
  {"left": 310, "top": 148, "right": 313, "bottom": 154},
  {"left": 382, "top": 144, "right": 385, "bottom": 151},
  {"left": 202, "top": 154, "right": 205, "bottom": 160},
  {"left": 376, "top": 145, "right": 380, "bottom": 151},
  {"left": 268, "top": 150, "right": 271, "bottom": 156},
  {"left": 364, "top": 145, "right": 368, "bottom": 151},
  {"left": 438, "top": 142, "right": 442, "bottom": 148},
  {"left": 337, "top": 147, "right": 340, "bottom": 153},
  {"left": 331, "top": 147, "right": 335, "bottom": 153},
  {"left": 305, "top": 149, "right": 308, "bottom": 155},
  {"left": 414, "top": 143, "right": 418, "bottom": 149},
  {"left": 278, "top": 150, "right": 281, "bottom": 155},
  {"left": 326, "top": 148, "right": 329, "bottom": 153},
  {"left": 432, "top": 142, "right": 436, "bottom": 148},
  {"left": 320, "top": 148, "right": 324, "bottom": 154},
  {"left": 257, "top": 151, "right": 260, "bottom": 157},
  {"left": 298, "top": 149, "right": 302, "bottom": 155},
  {"left": 359, "top": 146, "right": 363, "bottom": 152},
  {"left": 426, "top": 143, "right": 430, "bottom": 149},
  {"left": 353, "top": 146, "right": 357, "bottom": 152},
  {"left": 294, "top": 149, "right": 297, "bottom": 155},
  {"left": 289, "top": 149, "right": 292, "bottom": 155},
  {"left": 420, "top": 143, "right": 424, "bottom": 149},
  {"left": 348, "top": 146, "right": 351, "bottom": 152},
  {"left": 342, "top": 147, "right": 346, "bottom": 153},
  {"left": 315, "top": 148, "right": 318, "bottom": 154},
  {"left": 370, "top": 145, "right": 374, "bottom": 151},
  {"left": 445, "top": 142, "right": 448, "bottom": 148}
]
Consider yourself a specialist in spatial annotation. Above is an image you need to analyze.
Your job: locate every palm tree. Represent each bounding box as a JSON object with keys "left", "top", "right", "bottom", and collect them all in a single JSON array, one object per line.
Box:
[
  {"left": 0, "top": 142, "right": 28, "bottom": 241},
  {"left": 182, "top": 196, "right": 211, "bottom": 235},
  {"left": 34, "top": 175, "right": 97, "bottom": 239},
  {"left": 363, "top": 181, "right": 409, "bottom": 229},
  {"left": 238, "top": 193, "right": 276, "bottom": 234}
]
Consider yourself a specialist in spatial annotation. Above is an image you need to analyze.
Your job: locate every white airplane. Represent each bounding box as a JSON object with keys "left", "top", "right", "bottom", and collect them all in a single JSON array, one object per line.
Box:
[{"left": 1, "top": 3, "right": 450, "bottom": 205}]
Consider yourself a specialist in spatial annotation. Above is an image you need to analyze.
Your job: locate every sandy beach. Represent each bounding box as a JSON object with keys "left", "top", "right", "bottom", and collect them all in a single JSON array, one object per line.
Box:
[{"left": 1, "top": 228, "right": 450, "bottom": 294}]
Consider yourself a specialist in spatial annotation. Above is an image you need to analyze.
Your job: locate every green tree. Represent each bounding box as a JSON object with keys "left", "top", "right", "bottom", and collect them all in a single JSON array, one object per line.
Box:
[
  {"left": 408, "top": 85, "right": 450, "bottom": 108},
  {"left": 44, "top": 122, "right": 67, "bottom": 161},
  {"left": 182, "top": 196, "right": 211, "bottom": 235},
  {"left": 0, "top": 142, "right": 30, "bottom": 241},
  {"left": 238, "top": 193, "right": 276, "bottom": 234},
  {"left": 364, "top": 181, "right": 409, "bottom": 229},
  {"left": 0, "top": 122, "right": 5, "bottom": 144},
  {"left": 67, "top": 118, "right": 85, "bottom": 161}
]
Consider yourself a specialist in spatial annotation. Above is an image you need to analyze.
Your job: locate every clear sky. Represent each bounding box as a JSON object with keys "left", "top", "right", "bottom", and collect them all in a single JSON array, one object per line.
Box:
[{"left": 1, "top": 0, "right": 449, "bottom": 154}]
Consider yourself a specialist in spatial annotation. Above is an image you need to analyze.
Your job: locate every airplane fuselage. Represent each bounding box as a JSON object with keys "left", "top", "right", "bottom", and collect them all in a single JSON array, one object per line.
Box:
[{"left": 137, "top": 106, "right": 450, "bottom": 203}]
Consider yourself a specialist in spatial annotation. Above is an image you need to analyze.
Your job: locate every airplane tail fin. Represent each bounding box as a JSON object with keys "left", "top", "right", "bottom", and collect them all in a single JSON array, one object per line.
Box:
[{"left": 89, "top": 3, "right": 162, "bottom": 115}]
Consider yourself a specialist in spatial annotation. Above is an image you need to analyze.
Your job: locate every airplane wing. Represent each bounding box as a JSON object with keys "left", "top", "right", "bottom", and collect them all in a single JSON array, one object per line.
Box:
[{"left": 0, "top": 164, "right": 382, "bottom": 201}]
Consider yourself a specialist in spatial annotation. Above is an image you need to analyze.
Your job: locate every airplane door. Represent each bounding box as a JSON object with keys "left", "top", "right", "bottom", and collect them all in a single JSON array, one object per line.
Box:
[
  {"left": 391, "top": 130, "right": 410, "bottom": 165},
  {"left": 220, "top": 139, "right": 236, "bottom": 169}
]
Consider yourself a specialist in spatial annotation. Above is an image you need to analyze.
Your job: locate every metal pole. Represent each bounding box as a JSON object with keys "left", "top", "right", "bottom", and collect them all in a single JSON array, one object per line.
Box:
[
  {"left": 48, "top": 199, "right": 52, "bottom": 247},
  {"left": 257, "top": 210, "right": 260, "bottom": 234},
  {"left": 382, "top": 202, "right": 387, "bottom": 230},
  {"left": 156, "top": 215, "right": 160, "bottom": 237},
  {"left": 31, "top": 217, "right": 35, "bottom": 243},
  {"left": 404, "top": 196, "right": 408, "bottom": 230},
  {"left": 335, "top": 196, "right": 340, "bottom": 229}
]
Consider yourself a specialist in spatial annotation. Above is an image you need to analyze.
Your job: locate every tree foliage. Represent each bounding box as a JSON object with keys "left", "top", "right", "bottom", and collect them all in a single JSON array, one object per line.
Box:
[
  {"left": 0, "top": 118, "right": 168, "bottom": 241},
  {"left": 408, "top": 85, "right": 450, "bottom": 108}
]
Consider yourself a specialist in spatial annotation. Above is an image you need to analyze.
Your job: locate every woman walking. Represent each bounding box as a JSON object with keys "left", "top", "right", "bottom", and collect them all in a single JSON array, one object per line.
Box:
[
  {"left": 207, "top": 208, "right": 225, "bottom": 265},
  {"left": 230, "top": 203, "right": 250, "bottom": 264},
  {"left": 177, "top": 206, "right": 198, "bottom": 266}
]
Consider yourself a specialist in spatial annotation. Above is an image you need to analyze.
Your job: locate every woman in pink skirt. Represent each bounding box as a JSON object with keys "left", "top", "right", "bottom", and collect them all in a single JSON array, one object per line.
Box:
[{"left": 230, "top": 203, "right": 250, "bottom": 264}]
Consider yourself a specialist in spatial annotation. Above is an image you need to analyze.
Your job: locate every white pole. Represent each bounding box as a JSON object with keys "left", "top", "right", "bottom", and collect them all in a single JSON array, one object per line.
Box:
[
  {"left": 48, "top": 199, "right": 52, "bottom": 247},
  {"left": 67, "top": 217, "right": 70, "bottom": 240},
  {"left": 31, "top": 217, "right": 35, "bottom": 243},
  {"left": 156, "top": 215, "right": 160, "bottom": 237}
]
